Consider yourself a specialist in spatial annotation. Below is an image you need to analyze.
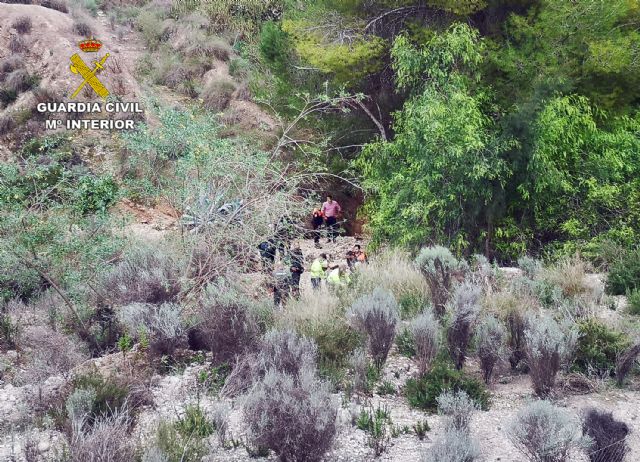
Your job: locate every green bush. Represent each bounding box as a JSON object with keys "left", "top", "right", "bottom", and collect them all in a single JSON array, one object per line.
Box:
[
  {"left": 404, "top": 360, "right": 489, "bottom": 411},
  {"left": 175, "top": 404, "right": 215, "bottom": 438},
  {"left": 259, "top": 21, "right": 291, "bottom": 71},
  {"left": 74, "top": 175, "right": 119, "bottom": 215},
  {"left": 395, "top": 327, "right": 416, "bottom": 357},
  {"left": 606, "top": 249, "right": 640, "bottom": 295},
  {"left": 155, "top": 420, "right": 208, "bottom": 462},
  {"left": 627, "top": 289, "right": 640, "bottom": 315},
  {"left": 71, "top": 373, "right": 129, "bottom": 421},
  {"left": 398, "top": 291, "right": 430, "bottom": 319},
  {"left": 229, "top": 57, "right": 251, "bottom": 79},
  {"left": 574, "top": 319, "right": 630, "bottom": 377}
]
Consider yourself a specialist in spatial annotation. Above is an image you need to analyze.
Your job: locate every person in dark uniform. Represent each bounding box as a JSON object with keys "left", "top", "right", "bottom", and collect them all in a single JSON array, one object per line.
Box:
[
  {"left": 288, "top": 246, "right": 304, "bottom": 299},
  {"left": 257, "top": 238, "right": 276, "bottom": 273}
]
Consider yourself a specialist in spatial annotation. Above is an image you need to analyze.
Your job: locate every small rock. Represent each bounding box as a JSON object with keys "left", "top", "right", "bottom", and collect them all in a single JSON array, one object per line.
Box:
[{"left": 38, "top": 441, "right": 50, "bottom": 453}]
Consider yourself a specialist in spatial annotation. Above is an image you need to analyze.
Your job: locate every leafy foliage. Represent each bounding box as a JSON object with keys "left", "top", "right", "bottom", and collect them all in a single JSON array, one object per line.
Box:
[
  {"left": 360, "top": 25, "right": 512, "bottom": 252},
  {"left": 574, "top": 319, "right": 630, "bottom": 378},
  {"left": 606, "top": 248, "right": 640, "bottom": 295},
  {"left": 405, "top": 359, "right": 489, "bottom": 412}
]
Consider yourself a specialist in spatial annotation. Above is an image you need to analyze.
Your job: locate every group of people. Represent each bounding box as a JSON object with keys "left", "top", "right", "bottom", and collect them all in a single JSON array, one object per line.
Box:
[
  {"left": 309, "top": 243, "right": 367, "bottom": 290},
  {"left": 311, "top": 195, "right": 342, "bottom": 248},
  {"left": 257, "top": 194, "right": 367, "bottom": 306}
]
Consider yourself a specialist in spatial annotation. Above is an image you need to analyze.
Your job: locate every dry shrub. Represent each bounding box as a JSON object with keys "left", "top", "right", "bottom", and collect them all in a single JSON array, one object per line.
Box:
[
  {"left": 5, "top": 68, "right": 33, "bottom": 94},
  {"left": 615, "top": 342, "right": 640, "bottom": 386},
  {"left": 476, "top": 315, "right": 506, "bottom": 383},
  {"left": 423, "top": 428, "right": 480, "bottom": 462},
  {"left": 16, "top": 325, "right": 88, "bottom": 385},
  {"left": 201, "top": 78, "right": 237, "bottom": 111},
  {"left": 196, "top": 283, "right": 259, "bottom": 364},
  {"left": 257, "top": 328, "right": 317, "bottom": 377},
  {"left": 0, "top": 115, "right": 15, "bottom": 136},
  {"left": 72, "top": 21, "right": 93, "bottom": 37},
  {"left": 0, "top": 55, "right": 23, "bottom": 74},
  {"left": 41, "top": 0, "right": 68, "bottom": 12},
  {"left": 350, "top": 248, "right": 430, "bottom": 318},
  {"left": 436, "top": 389, "right": 478, "bottom": 432},
  {"left": 543, "top": 255, "right": 593, "bottom": 299},
  {"left": 32, "top": 86, "right": 61, "bottom": 105},
  {"left": 9, "top": 35, "right": 27, "bottom": 53},
  {"left": 507, "top": 400, "right": 590, "bottom": 462},
  {"left": 118, "top": 302, "right": 187, "bottom": 357},
  {"left": 447, "top": 282, "right": 482, "bottom": 370},
  {"left": 185, "top": 36, "right": 232, "bottom": 61},
  {"left": 524, "top": 314, "right": 578, "bottom": 398},
  {"left": 415, "top": 245, "right": 467, "bottom": 318},
  {"left": 211, "top": 401, "right": 231, "bottom": 447},
  {"left": 12, "top": 16, "right": 33, "bottom": 34},
  {"left": 223, "top": 329, "right": 317, "bottom": 396},
  {"left": 582, "top": 408, "right": 629, "bottom": 462},
  {"left": 486, "top": 290, "right": 538, "bottom": 370},
  {"left": 244, "top": 368, "right": 337, "bottom": 462},
  {"left": 347, "top": 287, "right": 399, "bottom": 368},
  {"left": 98, "top": 244, "right": 183, "bottom": 306},
  {"left": 348, "top": 347, "right": 369, "bottom": 393},
  {"left": 410, "top": 308, "right": 440, "bottom": 375},
  {"left": 70, "top": 407, "right": 135, "bottom": 462}
]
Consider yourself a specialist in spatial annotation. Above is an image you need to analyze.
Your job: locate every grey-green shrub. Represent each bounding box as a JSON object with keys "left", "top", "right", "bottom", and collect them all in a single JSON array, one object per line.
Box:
[
  {"left": 415, "top": 245, "right": 467, "bottom": 317},
  {"left": 347, "top": 287, "right": 399, "bottom": 368},
  {"left": 476, "top": 315, "right": 506, "bottom": 383},
  {"left": 524, "top": 313, "right": 577, "bottom": 397},
  {"left": 70, "top": 408, "right": 134, "bottom": 462},
  {"left": 507, "top": 400, "right": 590, "bottom": 462},
  {"left": 244, "top": 368, "right": 337, "bottom": 462},
  {"left": 99, "top": 245, "right": 183, "bottom": 306},
  {"left": 119, "top": 302, "right": 186, "bottom": 357},
  {"left": 447, "top": 282, "right": 482, "bottom": 370},
  {"left": 348, "top": 347, "right": 370, "bottom": 393},
  {"left": 66, "top": 387, "right": 97, "bottom": 437},
  {"left": 423, "top": 428, "right": 480, "bottom": 462},
  {"left": 410, "top": 308, "right": 440, "bottom": 375},
  {"left": 436, "top": 389, "right": 478, "bottom": 431},
  {"left": 197, "top": 283, "right": 259, "bottom": 364},
  {"left": 211, "top": 401, "right": 231, "bottom": 446},
  {"left": 258, "top": 328, "right": 317, "bottom": 378},
  {"left": 518, "top": 256, "right": 542, "bottom": 280}
]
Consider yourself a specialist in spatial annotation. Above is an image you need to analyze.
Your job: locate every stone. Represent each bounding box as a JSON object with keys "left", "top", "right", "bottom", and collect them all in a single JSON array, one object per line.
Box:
[{"left": 37, "top": 440, "right": 50, "bottom": 453}]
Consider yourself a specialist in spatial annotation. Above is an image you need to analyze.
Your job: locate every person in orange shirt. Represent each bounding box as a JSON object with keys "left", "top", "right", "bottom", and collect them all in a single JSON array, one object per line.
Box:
[
  {"left": 353, "top": 244, "right": 368, "bottom": 266},
  {"left": 311, "top": 207, "right": 324, "bottom": 249}
]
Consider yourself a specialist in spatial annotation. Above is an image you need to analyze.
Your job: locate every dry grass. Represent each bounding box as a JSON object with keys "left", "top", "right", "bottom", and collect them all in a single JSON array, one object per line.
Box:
[
  {"left": 0, "top": 56, "right": 24, "bottom": 74},
  {"left": 277, "top": 286, "right": 342, "bottom": 329},
  {"left": 0, "top": 115, "right": 15, "bottom": 136},
  {"left": 12, "top": 15, "right": 33, "bottom": 34},
  {"left": 349, "top": 248, "right": 429, "bottom": 307},
  {"left": 201, "top": 78, "right": 236, "bottom": 111},
  {"left": 9, "top": 35, "right": 27, "bottom": 53},
  {"left": 542, "top": 255, "right": 593, "bottom": 299},
  {"left": 72, "top": 21, "right": 93, "bottom": 37},
  {"left": 5, "top": 69, "right": 32, "bottom": 93}
]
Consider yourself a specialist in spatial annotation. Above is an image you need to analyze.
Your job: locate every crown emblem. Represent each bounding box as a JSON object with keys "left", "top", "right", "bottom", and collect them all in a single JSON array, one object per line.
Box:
[{"left": 78, "top": 37, "right": 102, "bottom": 53}]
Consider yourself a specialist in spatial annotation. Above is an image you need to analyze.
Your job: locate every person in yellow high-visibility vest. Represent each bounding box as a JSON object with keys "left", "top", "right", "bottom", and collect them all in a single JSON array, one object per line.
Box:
[
  {"left": 310, "top": 253, "right": 328, "bottom": 289},
  {"left": 327, "top": 264, "right": 350, "bottom": 287}
]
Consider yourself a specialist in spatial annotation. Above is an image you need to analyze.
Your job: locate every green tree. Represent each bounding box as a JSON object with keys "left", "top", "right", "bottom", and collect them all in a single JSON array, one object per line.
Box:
[{"left": 359, "top": 24, "right": 512, "bottom": 252}]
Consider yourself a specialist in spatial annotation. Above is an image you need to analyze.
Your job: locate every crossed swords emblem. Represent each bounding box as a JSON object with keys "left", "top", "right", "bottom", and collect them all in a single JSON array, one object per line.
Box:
[{"left": 69, "top": 52, "right": 110, "bottom": 99}]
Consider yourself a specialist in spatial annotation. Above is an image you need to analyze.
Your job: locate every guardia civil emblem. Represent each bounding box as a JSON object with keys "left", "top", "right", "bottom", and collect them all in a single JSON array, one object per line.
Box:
[{"left": 69, "top": 37, "right": 110, "bottom": 99}]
